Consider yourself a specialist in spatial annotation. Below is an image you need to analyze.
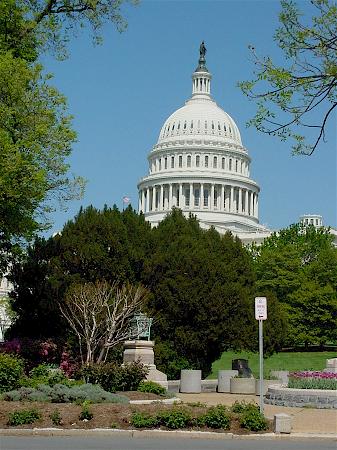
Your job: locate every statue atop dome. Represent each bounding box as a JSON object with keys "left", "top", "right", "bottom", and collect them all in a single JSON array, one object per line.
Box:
[
  {"left": 199, "top": 41, "right": 207, "bottom": 58},
  {"left": 196, "top": 41, "right": 208, "bottom": 72}
]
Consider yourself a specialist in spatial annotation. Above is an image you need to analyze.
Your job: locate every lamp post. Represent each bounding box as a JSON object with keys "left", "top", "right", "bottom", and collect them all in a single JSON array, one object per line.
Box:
[{"left": 129, "top": 312, "right": 153, "bottom": 341}]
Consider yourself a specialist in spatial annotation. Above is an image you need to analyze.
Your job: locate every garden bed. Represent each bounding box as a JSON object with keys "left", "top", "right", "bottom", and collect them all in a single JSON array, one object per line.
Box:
[{"left": 0, "top": 400, "right": 272, "bottom": 433}]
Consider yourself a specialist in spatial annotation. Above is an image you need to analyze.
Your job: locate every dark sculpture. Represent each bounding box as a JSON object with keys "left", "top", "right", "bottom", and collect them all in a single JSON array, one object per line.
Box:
[{"left": 199, "top": 41, "right": 206, "bottom": 58}]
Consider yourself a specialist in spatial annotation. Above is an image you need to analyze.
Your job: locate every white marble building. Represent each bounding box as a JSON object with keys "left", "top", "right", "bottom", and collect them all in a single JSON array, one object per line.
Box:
[{"left": 138, "top": 45, "right": 270, "bottom": 244}]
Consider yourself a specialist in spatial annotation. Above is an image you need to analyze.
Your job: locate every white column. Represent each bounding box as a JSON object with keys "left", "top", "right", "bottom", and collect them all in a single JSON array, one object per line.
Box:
[
  {"left": 200, "top": 183, "right": 204, "bottom": 208},
  {"left": 221, "top": 185, "right": 225, "bottom": 211},
  {"left": 160, "top": 185, "right": 164, "bottom": 211},
  {"left": 152, "top": 186, "right": 156, "bottom": 211},
  {"left": 238, "top": 188, "right": 242, "bottom": 214},
  {"left": 179, "top": 183, "right": 183, "bottom": 208},
  {"left": 255, "top": 194, "right": 259, "bottom": 218},
  {"left": 145, "top": 188, "right": 150, "bottom": 212},
  {"left": 169, "top": 184, "right": 173, "bottom": 209},
  {"left": 138, "top": 191, "right": 142, "bottom": 212},
  {"left": 250, "top": 192, "right": 254, "bottom": 216},
  {"left": 211, "top": 184, "right": 215, "bottom": 211},
  {"left": 141, "top": 189, "right": 145, "bottom": 212},
  {"left": 190, "top": 183, "right": 194, "bottom": 209},
  {"left": 245, "top": 190, "right": 248, "bottom": 215},
  {"left": 230, "top": 186, "right": 234, "bottom": 212}
]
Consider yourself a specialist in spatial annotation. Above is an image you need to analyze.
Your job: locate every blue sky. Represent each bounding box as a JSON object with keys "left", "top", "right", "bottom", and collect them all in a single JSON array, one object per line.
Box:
[{"left": 42, "top": 0, "right": 336, "bottom": 236}]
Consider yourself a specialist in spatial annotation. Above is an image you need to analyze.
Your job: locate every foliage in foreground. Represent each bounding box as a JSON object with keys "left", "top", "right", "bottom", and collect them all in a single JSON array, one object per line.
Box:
[
  {"left": 239, "top": 0, "right": 337, "bottom": 155},
  {"left": 7, "top": 409, "right": 41, "bottom": 426},
  {"left": 0, "top": 353, "right": 24, "bottom": 393},
  {"left": 78, "top": 361, "right": 148, "bottom": 392},
  {"left": 2, "top": 383, "right": 129, "bottom": 404},
  {"left": 130, "top": 404, "right": 269, "bottom": 432},
  {"left": 137, "top": 380, "right": 166, "bottom": 396}
]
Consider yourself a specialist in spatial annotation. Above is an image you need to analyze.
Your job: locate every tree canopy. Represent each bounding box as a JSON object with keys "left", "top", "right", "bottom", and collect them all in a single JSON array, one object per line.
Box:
[
  {"left": 253, "top": 223, "right": 337, "bottom": 346},
  {"left": 0, "top": 0, "right": 134, "bottom": 275},
  {"left": 239, "top": 0, "right": 337, "bottom": 155}
]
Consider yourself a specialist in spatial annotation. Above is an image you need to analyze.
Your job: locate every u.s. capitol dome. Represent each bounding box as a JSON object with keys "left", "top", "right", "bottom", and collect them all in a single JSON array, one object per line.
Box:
[{"left": 137, "top": 43, "right": 270, "bottom": 243}]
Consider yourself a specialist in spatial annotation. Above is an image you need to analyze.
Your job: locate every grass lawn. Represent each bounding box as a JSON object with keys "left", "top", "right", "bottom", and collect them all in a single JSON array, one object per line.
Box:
[{"left": 208, "top": 350, "right": 337, "bottom": 379}]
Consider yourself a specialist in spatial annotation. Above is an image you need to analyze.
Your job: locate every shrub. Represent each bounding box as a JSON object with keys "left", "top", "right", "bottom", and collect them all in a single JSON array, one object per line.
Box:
[
  {"left": 7, "top": 409, "right": 41, "bottom": 426},
  {"left": 49, "top": 410, "right": 62, "bottom": 426},
  {"left": 131, "top": 412, "right": 159, "bottom": 428},
  {"left": 157, "top": 408, "right": 192, "bottom": 429},
  {"left": 78, "top": 361, "right": 148, "bottom": 392},
  {"left": 240, "top": 409, "right": 268, "bottom": 431},
  {"left": 20, "top": 363, "right": 69, "bottom": 388},
  {"left": 79, "top": 400, "right": 93, "bottom": 421},
  {"left": 2, "top": 383, "right": 129, "bottom": 404},
  {"left": 0, "top": 353, "right": 24, "bottom": 393},
  {"left": 231, "top": 400, "right": 259, "bottom": 414},
  {"left": 199, "top": 405, "right": 231, "bottom": 429},
  {"left": 137, "top": 381, "right": 166, "bottom": 396}
]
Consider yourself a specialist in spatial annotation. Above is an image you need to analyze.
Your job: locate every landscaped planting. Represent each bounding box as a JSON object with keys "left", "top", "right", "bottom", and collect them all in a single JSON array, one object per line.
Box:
[
  {"left": 288, "top": 371, "right": 337, "bottom": 390},
  {"left": 2, "top": 383, "right": 129, "bottom": 404}
]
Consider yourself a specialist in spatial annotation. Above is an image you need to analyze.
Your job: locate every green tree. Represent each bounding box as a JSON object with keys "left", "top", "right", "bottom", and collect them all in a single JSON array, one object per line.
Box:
[
  {"left": 8, "top": 205, "right": 151, "bottom": 338},
  {"left": 239, "top": 0, "right": 337, "bottom": 155},
  {"left": 253, "top": 223, "right": 337, "bottom": 346},
  {"left": 143, "top": 209, "right": 257, "bottom": 378}
]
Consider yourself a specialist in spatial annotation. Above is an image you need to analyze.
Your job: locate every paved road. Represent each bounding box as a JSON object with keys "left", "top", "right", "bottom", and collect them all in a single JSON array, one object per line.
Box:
[{"left": 1, "top": 436, "right": 336, "bottom": 450}]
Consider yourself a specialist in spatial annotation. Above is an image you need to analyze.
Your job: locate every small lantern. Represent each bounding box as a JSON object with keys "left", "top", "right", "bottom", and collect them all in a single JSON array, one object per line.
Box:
[{"left": 129, "top": 312, "right": 153, "bottom": 341}]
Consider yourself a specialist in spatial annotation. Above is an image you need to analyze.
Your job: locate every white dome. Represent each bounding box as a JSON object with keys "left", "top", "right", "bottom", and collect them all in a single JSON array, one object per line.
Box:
[{"left": 158, "top": 97, "right": 242, "bottom": 146}]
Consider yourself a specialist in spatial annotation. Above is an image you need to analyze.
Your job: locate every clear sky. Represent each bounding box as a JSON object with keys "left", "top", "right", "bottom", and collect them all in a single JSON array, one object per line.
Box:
[{"left": 42, "top": 0, "right": 336, "bottom": 236}]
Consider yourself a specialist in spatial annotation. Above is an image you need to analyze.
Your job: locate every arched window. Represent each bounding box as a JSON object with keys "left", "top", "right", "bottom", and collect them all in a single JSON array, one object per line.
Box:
[
  {"left": 218, "top": 122, "right": 221, "bottom": 131},
  {"left": 222, "top": 158, "right": 225, "bottom": 169},
  {"left": 213, "top": 156, "right": 217, "bottom": 168},
  {"left": 171, "top": 156, "right": 175, "bottom": 168},
  {"left": 177, "top": 122, "right": 180, "bottom": 130},
  {"left": 187, "top": 155, "right": 191, "bottom": 167},
  {"left": 205, "top": 155, "right": 209, "bottom": 168},
  {"left": 196, "top": 155, "right": 200, "bottom": 167},
  {"left": 194, "top": 188, "right": 200, "bottom": 207},
  {"left": 159, "top": 159, "right": 162, "bottom": 171},
  {"left": 235, "top": 160, "right": 238, "bottom": 172},
  {"left": 211, "top": 121, "right": 215, "bottom": 130},
  {"left": 179, "top": 155, "right": 183, "bottom": 168},
  {"left": 190, "top": 121, "right": 193, "bottom": 129},
  {"left": 164, "top": 157, "right": 167, "bottom": 169},
  {"left": 184, "top": 121, "right": 187, "bottom": 130},
  {"left": 229, "top": 159, "right": 232, "bottom": 170},
  {"left": 204, "top": 188, "right": 209, "bottom": 207},
  {"left": 214, "top": 189, "right": 218, "bottom": 207}
]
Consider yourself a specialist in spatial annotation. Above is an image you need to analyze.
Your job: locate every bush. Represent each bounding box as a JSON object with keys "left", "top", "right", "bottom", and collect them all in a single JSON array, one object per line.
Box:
[
  {"left": 240, "top": 409, "right": 268, "bottom": 431},
  {"left": 137, "top": 381, "right": 166, "bottom": 396},
  {"left": 0, "top": 353, "right": 24, "bottom": 392},
  {"left": 20, "top": 363, "right": 69, "bottom": 388},
  {"left": 131, "top": 412, "right": 159, "bottom": 428},
  {"left": 157, "top": 408, "right": 192, "bottom": 429},
  {"left": 198, "top": 405, "right": 231, "bottom": 429},
  {"left": 2, "top": 383, "right": 129, "bottom": 404},
  {"left": 78, "top": 361, "right": 148, "bottom": 392},
  {"left": 231, "top": 400, "right": 259, "bottom": 414},
  {"left": 7, "top": 409, "right": 41, "bottom": 426},
  {"left": 79, "top": 400, "right": 93, "bottom": 421},
  {"left": 49, "top": 410, "right": 62, "bottom": 426}
]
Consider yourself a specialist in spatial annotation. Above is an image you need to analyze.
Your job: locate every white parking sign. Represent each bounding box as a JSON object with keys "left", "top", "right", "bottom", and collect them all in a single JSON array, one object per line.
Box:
[{"left": 255, "top": 297, "right": 267, "bottom": 320}]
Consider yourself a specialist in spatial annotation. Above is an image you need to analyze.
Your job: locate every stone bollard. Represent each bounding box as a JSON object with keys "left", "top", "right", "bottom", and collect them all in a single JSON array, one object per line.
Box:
[
  {"left": 180, "top": 369, "right": 202, "bottom": 393},
  {"left": 274, "top": 413, "right": 292, "bottom": 434},
  {"left": 271, "top": 370, "right": 289, "bottom": 386},
  {"left": 217, "top": 370, "right": 238, "bottom": 393}
]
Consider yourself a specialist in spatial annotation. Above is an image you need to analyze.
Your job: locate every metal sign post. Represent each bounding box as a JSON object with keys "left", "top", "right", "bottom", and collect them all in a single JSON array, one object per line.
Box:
[{"left": 255, "top": 297, "right": 267, "bottom": 415}]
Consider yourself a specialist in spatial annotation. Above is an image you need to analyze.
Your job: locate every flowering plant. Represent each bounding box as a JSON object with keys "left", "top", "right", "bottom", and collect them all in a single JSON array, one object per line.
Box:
[
  {"left": 290, "top": 371, "right": 337, "bottom": 379},
  {"left": 288, "top": 371, "right": 337, "bottom": 390}
]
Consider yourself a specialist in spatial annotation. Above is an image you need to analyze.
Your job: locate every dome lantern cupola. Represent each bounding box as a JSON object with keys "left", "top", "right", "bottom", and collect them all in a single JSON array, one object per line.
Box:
[{"left": 192, "top": 41, "right": 211, "bottom": 98}]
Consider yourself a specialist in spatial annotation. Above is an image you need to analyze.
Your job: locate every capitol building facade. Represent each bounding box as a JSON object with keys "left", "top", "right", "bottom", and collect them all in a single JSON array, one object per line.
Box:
[{"left": 137, "top": 44, "right": 270, "bottom": 244}]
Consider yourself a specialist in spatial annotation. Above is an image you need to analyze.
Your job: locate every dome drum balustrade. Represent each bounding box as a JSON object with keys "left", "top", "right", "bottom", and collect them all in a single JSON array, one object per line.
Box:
[{"left": 137, "top": 44, "right": 268, "bottom": 235}]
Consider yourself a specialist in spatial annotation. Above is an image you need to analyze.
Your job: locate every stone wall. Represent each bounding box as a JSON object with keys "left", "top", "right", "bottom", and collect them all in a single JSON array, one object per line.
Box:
[{"left": 265, "top": 386, "right": 337, "bottom": 409}]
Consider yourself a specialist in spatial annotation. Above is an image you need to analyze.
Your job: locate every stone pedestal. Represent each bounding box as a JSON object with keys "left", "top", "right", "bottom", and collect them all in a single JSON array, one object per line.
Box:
[
  {"left": 217, "top": 370, "right": 238, "bottom": 393},
  {"left": 230, "top": 377, "right": 255, "bottom": 394},
  {"left": 180, "top": 369, "right": 202, "bottom": 393},
  {"left": 324, "top": 358, "right": 337, "bottom": 373},
  {"left": 123, "top": 340, "right": 167, "bottom": 388},
  {"left": 274, "top": 413, "right": 292, "bottom": 434},
  {"left": 255, "top": 379, "right": 282, "bottom": 396}
]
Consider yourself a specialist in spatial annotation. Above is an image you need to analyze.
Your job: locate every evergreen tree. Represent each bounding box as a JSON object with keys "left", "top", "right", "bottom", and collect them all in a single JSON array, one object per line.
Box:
[{"left": 143, "top": 209, "right": 257, "bottom": 377}]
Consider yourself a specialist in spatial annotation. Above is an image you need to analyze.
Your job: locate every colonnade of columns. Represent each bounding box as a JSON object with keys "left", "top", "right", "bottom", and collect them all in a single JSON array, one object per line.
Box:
[{"left": 139, "top": 182, "right": 258, "bottom": 218}]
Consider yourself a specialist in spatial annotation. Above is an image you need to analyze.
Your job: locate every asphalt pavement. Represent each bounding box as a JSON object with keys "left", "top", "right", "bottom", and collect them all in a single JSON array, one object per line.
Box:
[{"left": 1, "top": 436, "right": 337, "bottom": 450}]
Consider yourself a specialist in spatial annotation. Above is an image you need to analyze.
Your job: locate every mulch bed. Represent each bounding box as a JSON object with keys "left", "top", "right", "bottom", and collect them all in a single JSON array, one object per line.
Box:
[{"left": 0, "top": 398, "right": 272, "bottom": 434}]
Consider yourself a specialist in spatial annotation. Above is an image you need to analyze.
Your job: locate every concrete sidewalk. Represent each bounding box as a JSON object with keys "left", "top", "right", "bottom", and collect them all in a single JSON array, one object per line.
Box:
[{"left": 177, "top": 392, "right": 337, "bottom": 435}]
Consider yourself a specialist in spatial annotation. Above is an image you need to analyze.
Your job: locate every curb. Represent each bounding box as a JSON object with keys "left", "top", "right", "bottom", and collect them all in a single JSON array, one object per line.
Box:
[{"left": 0, "top": 428, "right": 336, "bottom": 441}]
